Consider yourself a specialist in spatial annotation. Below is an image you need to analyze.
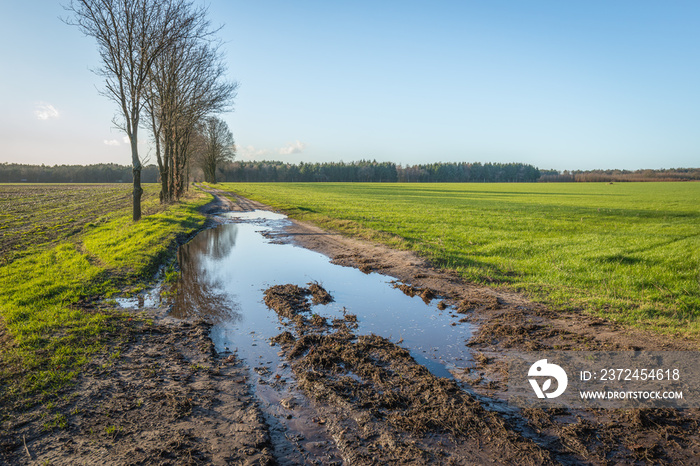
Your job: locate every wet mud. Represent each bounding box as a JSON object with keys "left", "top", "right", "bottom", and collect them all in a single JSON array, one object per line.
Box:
[
  {"left": 167, "top": 203, "right": 480, "bottom": 462},
  {"left": 266, "top": 283, "right": 554, "bottom": 464}
]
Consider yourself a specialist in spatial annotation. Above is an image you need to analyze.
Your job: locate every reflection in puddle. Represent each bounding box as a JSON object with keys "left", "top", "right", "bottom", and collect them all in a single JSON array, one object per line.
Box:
[
  {"left": 171, "top": 210, "right": 475, "bottom": 461},
  {"left": 116, "top": 271, "right": 164, "bottom": 309},
  {"left": 172, "top": 226, "right": 242, "bottom": 325}
]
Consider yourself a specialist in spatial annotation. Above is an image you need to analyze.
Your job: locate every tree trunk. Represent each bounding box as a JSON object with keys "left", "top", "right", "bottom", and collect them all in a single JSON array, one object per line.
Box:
[
  {"left": 133, "top": 166, "right": 143, "bottom": 221},
  {"left": 131, "top": 138, "right": 143, "bottom": 221},
  {"left": 160, "top": 168, "right": 169, "bottom": 203},
  {"left": 151, "top": 111, "right": 169, "bottom": 203}
]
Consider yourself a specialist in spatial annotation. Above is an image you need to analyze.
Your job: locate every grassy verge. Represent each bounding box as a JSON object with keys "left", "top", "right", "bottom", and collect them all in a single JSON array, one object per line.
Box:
[
  {"left": 219, "top": 182, "right": 700, "bottom": 335},
  {"left": 0, "top": 184, "right": 209, "bottom": 409}
]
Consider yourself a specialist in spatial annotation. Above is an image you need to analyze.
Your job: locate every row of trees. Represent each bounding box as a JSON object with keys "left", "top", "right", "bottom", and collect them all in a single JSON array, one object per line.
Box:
[
  {"left": 219, "top": 160, "right": 399, "bottom": 183},
  {"left": 0, "top": 163, "right": 158, "bottom": 183},
  {"left": 66, "top": 0, "right": 236, "bottom": 219},
  {"left": 398, "top": 162, "right": 541, "bottom": 183},
  {"left": 539, "top": 168, "right": 700, "bottom": 182},
  {"left": 3, "top": 162, "right": 699, "bottom": 183},
  {"left": 217, "top": 161, "right": 541, "bottom": 183}
]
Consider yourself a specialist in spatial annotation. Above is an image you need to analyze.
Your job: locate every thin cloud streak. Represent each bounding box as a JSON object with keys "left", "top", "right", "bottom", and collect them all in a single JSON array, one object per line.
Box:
[
  {"left": 34, "top": 103, "right": 60, "bottom": 120},
  {"left": 279, "top": 140, "right": 306, "bottom": 155},
  {"left": 238, "top": 145, "right": 270, "bottom": 160},
  {"left": 238, "top": 141, "right": 308, "bottom": 160}
]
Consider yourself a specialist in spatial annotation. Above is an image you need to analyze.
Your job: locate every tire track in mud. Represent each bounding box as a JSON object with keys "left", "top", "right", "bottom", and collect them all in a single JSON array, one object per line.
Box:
[{"left": 264, "top": 283, "right": 555, "bottom": 465}]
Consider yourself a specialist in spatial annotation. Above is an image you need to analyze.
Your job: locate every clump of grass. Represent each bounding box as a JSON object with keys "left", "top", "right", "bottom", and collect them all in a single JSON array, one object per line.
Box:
[{"left": 42, "top": 413, "right": 69, "bottom": 431}]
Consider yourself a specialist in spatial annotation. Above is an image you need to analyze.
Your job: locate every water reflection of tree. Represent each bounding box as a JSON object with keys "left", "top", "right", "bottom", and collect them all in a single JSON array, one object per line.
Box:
[{"left": 172, "top": 225, "right": 242, "bottom": 324}]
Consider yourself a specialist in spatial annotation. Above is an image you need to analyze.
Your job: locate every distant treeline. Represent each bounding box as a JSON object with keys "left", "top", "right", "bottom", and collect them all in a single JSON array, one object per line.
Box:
[
  {"left": 0, "top": 163, "right": 159, "bottom": 183},
  {"left": 1, "top": 162, "right": 698, "bottom": 183},
  {"left": 219, "top": 160, "right": 400, "bottom": 182},
  {"left": 539, "top": 168, "right": 700, "bottom": 182},
  {"left": 219, "top": 160, "right": 541, "bottom": 183}
]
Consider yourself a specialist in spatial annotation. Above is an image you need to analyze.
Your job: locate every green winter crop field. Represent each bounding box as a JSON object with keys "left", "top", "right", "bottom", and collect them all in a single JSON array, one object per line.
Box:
[{"left": 220, "top": 182, "right": 700, "bottom": 334}]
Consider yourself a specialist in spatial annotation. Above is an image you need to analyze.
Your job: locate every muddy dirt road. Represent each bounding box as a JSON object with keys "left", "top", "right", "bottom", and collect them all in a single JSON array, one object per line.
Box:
[
  {"left": 204, "top": 187, "right": 700, "bottom": 465},
  {"left": 3, "top": 187, "right": 699, "bottom": 465}
]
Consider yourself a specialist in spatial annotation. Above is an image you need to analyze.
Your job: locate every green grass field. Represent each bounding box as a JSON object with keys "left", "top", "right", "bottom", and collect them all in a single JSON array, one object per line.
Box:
[
  {"left": 0, "top": 184, "right": 209, "bottom": 405},
  {"left": 220, "top": 182, "right": 700, "bottom": 334}
]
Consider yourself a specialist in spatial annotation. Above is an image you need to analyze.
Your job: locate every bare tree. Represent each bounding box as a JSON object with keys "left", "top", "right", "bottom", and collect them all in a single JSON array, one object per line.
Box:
[
  {"left": 193, "top": 117, "right": 235, "bottom": 184},
  {"left": 64, "top": 0, "right": 197, "bottom": 220},
  {"left": 145, "top": 30, "right": 237, "bottom": 201}
]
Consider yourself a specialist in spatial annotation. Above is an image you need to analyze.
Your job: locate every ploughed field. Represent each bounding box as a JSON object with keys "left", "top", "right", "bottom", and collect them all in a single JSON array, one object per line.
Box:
[
  {"left": 0, "top": 184, "right": 136, "bottom": 266},
  {"left": 222, "top": 181, "right": 700, "bottom": 335}
]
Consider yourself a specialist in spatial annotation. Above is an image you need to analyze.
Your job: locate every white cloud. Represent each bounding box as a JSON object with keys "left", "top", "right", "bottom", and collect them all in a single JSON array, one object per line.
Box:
[
  {"left": 122, "top": 136, "right": 130, "bottom": 144},
  {"left": 237, "top": 141, "right": 308, "bottom": 160},
  {"left": 34, "top": 102, "right": 60, "bottom": 120},
  {"left": 238, "top": 145, "right": 270, "bottom": 160},
  {"left": 279, "top": 140, "right": 307, "bottom": 155},
  {"left": 103, "top": 139, "right": 121, "bottom": 146}
]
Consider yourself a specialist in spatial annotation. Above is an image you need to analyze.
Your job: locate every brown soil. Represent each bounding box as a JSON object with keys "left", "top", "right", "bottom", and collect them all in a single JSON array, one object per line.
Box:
[
  {"left": 0, "top": 315, "right": 273, "bottom": 465},
  {"left": 264, "top": 284, "right": 312, "bottom": 318},
  {"left": 308, "top": 282, "right": 334, "bottom": 305}
]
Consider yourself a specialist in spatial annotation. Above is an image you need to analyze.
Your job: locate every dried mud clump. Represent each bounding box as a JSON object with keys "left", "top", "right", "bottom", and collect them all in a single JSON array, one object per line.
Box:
[
  {"left": 419, "top": 288, "right": 435, "bottom": 303},
  {"left": 393, "top": 282, "right": 437, "bottom": 304},
  {"left": 331, "top": 313, "right": 358, "bottom": 331},
  {"left": 263, "top": 284, "right": 311, "bottom": 318},
  {"left": 307, "top": 282, "right": 333, "bottom": 304},
  {"left": 265, "top": 283, "right": 335, "bottom": 336},
  {"left": 270, "top": 331, "right": 296, "bottom": 345},
  {"left": 457, "top": 294, "right": 501, "bottom": 313},
  {"left": 394, "top": 282, "right": 418, "bottom": 297},
  {"left": 310, "top": 313, "right": 328, "bottom": 327},
  {"left": 332, "top": 253, "right": 381, "bottom": 274}
]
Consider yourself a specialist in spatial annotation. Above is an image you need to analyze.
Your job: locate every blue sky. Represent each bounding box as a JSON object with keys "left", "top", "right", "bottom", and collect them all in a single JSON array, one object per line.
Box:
[{"left": 1, "top": 0, "right": 698, "bottom": 171}]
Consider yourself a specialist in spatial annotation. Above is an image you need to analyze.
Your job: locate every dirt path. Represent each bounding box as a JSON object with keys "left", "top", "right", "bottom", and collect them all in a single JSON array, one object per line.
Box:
[{"left": 206, "top": 187, "right": 700, "bottom": 465}]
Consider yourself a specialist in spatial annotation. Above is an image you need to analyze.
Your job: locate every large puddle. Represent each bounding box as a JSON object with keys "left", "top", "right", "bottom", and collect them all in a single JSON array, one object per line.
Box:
[{"left": 169, "top": 210, "right": 476, "bottom": 461}]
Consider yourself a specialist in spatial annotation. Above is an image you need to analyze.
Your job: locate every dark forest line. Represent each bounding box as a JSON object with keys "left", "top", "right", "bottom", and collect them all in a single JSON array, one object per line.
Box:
[
  {"left": 0, "top": 163, "right": 160, "bottom": 184},
  {"left": 1, "top": 161, "right": 699, "bottom": 183}
]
